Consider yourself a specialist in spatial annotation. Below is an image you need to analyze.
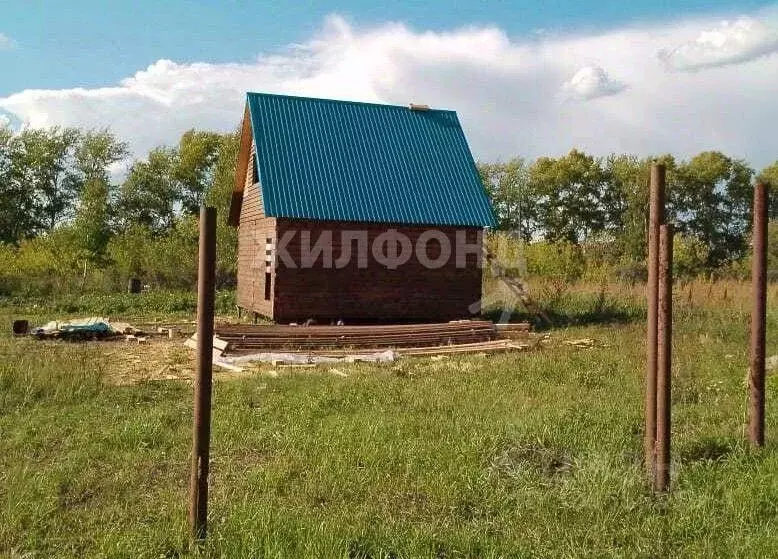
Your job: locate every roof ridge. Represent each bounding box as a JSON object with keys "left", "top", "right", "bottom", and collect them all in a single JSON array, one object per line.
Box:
[{"left": 245, "top": 91, "right": 457, "bottom": 115}]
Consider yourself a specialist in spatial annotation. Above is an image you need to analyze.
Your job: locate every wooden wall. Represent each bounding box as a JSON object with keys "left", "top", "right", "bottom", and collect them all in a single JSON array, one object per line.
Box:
[
  {"left": 236, "top": 143, "right": 276, "bottom": 317},
  {"left": 272, "top": 219, "right": 484, "bottom": 323}
]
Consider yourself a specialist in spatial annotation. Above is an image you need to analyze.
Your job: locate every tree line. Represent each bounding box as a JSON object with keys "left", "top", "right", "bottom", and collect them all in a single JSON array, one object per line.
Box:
[
  {"left": 0, "top": 125, "right": 238, "bottom": 295},
  {"left": 1, "top": 122, "right": 777, "bottom": 296},
  {"left": 480, "top": 150, "right": 778, "bottom": 277}
]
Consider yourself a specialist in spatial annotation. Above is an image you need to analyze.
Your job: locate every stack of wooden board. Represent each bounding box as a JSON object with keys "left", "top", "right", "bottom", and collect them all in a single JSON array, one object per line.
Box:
[{"left": 215, "top": 321, "right": 501, "bottom": 353}]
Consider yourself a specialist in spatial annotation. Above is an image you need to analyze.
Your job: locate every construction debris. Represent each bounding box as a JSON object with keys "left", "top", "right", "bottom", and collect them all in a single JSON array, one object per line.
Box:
[
  {"left": 183, "top": 332, "right": 239, "bottom": 372},
  {"left": 30, "top": 317, "right": 145, "bottom": 341},
  {"left": 199, "top": 339, "right": 532, "bottom": 370},
  {"left": 178, "top": 320, "right": 536, "bottom": 373},
  {"left": 397, "top": 339, "right": 530, "bottom": 356},
  {"left": 184, "top": 333, "right": 230, "bottom": 357},
  {"left": 484, "top": 249, "right": 551, "bottom": 325},
  {"left": 157, "top": 326, "right": 180, "bottom": 339},
  {"left": 125, "top": 334, "right": 149, "bottom": 344},
  {"left": 110, "top": 322, "right": 138, "bottom": 335},
  {"left": 218, "top": 349, "right": 399, "bottom": 367},
  {"left": 562, "top": 338, "right": 600, "bottom": 349},
  {"left": 12, "top": 319, "right": 29, "bottom": 336},
  {"left": 494, "top": 323, "right": 531, "bottom": 333},
  {"left": 213, "top": 359, "right": 243, "bottom": 373}
]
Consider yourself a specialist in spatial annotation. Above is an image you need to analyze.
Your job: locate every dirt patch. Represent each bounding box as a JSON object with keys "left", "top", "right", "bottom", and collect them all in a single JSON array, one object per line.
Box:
[
  {"left": 98, "top": 338, "right": 289, "bottom": 384},
  {"left": 100, "top": 338, "right": 195, "bottom": 385}
]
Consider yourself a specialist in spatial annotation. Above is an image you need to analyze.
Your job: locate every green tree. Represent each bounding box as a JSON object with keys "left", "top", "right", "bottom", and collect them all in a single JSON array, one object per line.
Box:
[
  {"left": 107, "top": 224, "right": 155, "bottom": 281},
  {"left": 205, "top": 130, "right": 240, "bottom": 287},
  {"left": 71, "top": 130, "right": 129, "bottom": 258},
  {"left": 757, "top": 162, "right": 778, "bottom": 219},
  {"left": 118, "top": 147, "right": 178, "bottom": 233},
  {"left": 153, "top": 215, "right": 200, "bottom": 288},
  {"left": 529, "top": 150, "right": 614, "bottom": 244},
  {"left": 0, "top": 126, "right": 81, "bottom": 241},
  {"left": 604, "top": 154, "right": 648, "bottom": 262},
  {"left": 22, "top": 127, "right": 81, "bottom": 231},
  {"left": 0, "top": 126, "right": 35, "bottom": 243},
  {"left": 478, "top": 158, "right": 534, "bottom": 238},
  {"left": 673, "top": 234, "right": 710, "bottom": 279},
  {"left": 768, "top": 220, "right": 778, "bottom": 279},
  {"left": 674, "top": 151, "right": 754, "bottom": 267},
  {"left": 175, "top": 130, "right": 222, "bottom": 214},
  {"left": 9, "top": 226, "right": 94, "bottom": 294}
]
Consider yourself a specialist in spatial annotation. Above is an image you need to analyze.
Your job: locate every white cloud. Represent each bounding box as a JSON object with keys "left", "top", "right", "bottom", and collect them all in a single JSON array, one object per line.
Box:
[
  {"left": 1, "top": 11, "right": 777, "bottom": 170},
  {"left": 0, "top": 108, "right": 21, "bottom": 131},
  {"left": 560, "top": 65, "right": 626, "bottom": 101},
  {"left": 0, "top": 33, "right": 16, "bottom": 50},
  {"left": 660, "top": 16, "right": 778, "bottom": 70}
]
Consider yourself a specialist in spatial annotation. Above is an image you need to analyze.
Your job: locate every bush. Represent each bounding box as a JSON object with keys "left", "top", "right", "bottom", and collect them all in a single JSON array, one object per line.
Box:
[
  {"left": 673, "top": 234, "right": 710, "bottom": 279},
  {"left": 525, "top": 241, "right": 585, "bottom": 282},
  {"left": 1, "top": 213, "right": 239, "bottom": 297}
]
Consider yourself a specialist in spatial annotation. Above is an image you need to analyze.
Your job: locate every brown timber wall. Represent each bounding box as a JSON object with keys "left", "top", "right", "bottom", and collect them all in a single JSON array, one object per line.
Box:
[
  {"left": 272, "top": 219, "right": 483, "bottom": 323},
  {"left": 236, "top": 143, "right": 276, "bottom": 317}
]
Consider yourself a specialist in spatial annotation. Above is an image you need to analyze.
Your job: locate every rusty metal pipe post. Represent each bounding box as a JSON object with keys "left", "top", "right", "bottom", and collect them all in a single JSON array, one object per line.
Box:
[
  {"left": 645, "top": 163, "right": 665, "bottom": 475},
  {"left": 189, "top": 206, "right": 217, "bottom": 540},
  {"left": 749, "top": 182, "right": 768, "bottom": 447},
  {"left": 655, "top": 224, "right": 673, "bottom": 493}
]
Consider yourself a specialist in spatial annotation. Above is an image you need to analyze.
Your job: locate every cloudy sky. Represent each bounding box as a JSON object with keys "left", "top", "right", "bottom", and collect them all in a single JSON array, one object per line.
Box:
[{"left": 2, "top": 1, "right": 778, "bottom": 170}]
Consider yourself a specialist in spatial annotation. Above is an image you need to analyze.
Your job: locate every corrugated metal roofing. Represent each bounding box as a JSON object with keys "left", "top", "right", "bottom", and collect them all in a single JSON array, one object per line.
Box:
[{"left": 246, "top": 92, "right": 496, "bottom": 228}]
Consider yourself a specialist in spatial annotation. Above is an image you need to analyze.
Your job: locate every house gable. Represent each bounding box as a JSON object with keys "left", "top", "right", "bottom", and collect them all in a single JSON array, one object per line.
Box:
[{"left": 229, "top": 93, "right": 497, "bottom": 229}]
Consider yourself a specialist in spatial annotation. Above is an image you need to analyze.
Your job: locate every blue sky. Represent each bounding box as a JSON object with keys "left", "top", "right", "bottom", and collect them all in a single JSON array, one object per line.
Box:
[
  {"left": 1, "top": 0, "right": 772, "bottom": 96},
  {"left": 2, "top": 1, "right": 778, "bottom": 168}
]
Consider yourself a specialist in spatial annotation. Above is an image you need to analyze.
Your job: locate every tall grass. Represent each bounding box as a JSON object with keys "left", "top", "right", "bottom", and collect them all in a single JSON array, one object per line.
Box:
[
  {"left": 482, "top": 276, "right": 774, "bottom": 328},
  {"left": 2, "top": 286, "right": 778, "bottom": 557},
  {"left": 0, "top": 290, "right": 236, "bottom": 319},
  {"left": 0, "top": 340, "right": 105, "bottom": 410}
]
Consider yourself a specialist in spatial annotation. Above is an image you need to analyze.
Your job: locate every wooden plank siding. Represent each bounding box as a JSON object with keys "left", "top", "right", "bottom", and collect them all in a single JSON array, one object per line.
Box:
[
  {"left": 272, "top": 219, "right": 483, "bottom": 323},
  {"left": 236, "top": 142, "right": 276, "bottom": 317},
  {"left": 228, "top": 104, "right": 253, "bottom": 226}
]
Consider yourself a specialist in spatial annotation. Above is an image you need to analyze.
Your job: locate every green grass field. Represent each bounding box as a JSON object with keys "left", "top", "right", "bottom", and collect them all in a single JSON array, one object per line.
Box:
[{"left": 2, "top": 288, "right": 778, "bottom": 558}]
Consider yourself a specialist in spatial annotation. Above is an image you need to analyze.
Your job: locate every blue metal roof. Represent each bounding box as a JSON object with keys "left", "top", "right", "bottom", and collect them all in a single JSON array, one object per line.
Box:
[{"left": 246, "top": 93, "right": 496, "bottom": 228}]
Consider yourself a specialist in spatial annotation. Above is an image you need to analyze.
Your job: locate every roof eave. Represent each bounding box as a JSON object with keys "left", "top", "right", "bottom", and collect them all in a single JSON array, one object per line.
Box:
[{"left": 227, "top": 102, "right": 253, "bottom": 227}]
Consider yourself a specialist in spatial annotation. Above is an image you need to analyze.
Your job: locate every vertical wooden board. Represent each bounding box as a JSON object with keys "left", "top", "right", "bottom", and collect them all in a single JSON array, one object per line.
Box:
[{"left": 236, "top": 142, "right": 275, "bottom": 319}]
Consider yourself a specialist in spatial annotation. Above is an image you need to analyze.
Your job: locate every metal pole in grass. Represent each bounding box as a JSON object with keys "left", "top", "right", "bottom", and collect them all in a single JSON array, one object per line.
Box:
[
  {"left": 749, "top": 182, "right": 768, "bottom": 447},
  {"left": 655, "top": 224, "right": 673, "bottom": 493},
  {"left": 645, "top": 163, "right": 665, "bottom": 477},
  {"left": 189, "top": 206, "right": 217, "bottom": 540}
]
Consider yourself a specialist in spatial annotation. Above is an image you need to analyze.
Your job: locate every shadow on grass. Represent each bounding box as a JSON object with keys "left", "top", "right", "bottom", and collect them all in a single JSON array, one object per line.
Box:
[
  {"left": 678, "top": 436, "right": 738, "bottom": 464},
  {"left": 481, "top": 283, "right": 647, "bottom": 330},
  {"left": 482, "top": 304, "right": 643, "bottom": 331},
  {"left": 490, "top": 437, "right": 575, "bottom": 480}
]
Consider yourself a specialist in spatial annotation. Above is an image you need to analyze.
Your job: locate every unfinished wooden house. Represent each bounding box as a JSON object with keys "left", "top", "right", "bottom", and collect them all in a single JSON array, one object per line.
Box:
[{"left": 228, "top": 92, "right": 496, "bottom": 323}]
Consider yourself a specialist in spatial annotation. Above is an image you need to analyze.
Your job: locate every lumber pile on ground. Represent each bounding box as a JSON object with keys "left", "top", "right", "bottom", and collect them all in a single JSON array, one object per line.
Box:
[
  {"left": 212, "top": 339, "right": 533, "bottom": 369},
  {"left": 215, "top": 321, "right": 502, "bottom": 353},
  {"left": 245, "top": 338, "right": 530, "bottom": 358},
  {"left": 397, "top": 339, "right": 530, "bottom": 356}
]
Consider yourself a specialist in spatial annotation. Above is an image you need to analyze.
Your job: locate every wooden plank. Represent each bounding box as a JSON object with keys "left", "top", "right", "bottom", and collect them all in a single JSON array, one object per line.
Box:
[
  {"left": 216, "top": 320, "right": 495, "bottom": 335},
  {"left": 185, "top": 334, "right": 230, "bottom": 353},
  {"left": 228, "top": 104, "right": 254, "bottom": 226},
  {"left": 216, "top": 321, "right": 501, "bottom": 352},
  {"left": 225, "top": 339, "right": 531, "bottom": 359}
]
